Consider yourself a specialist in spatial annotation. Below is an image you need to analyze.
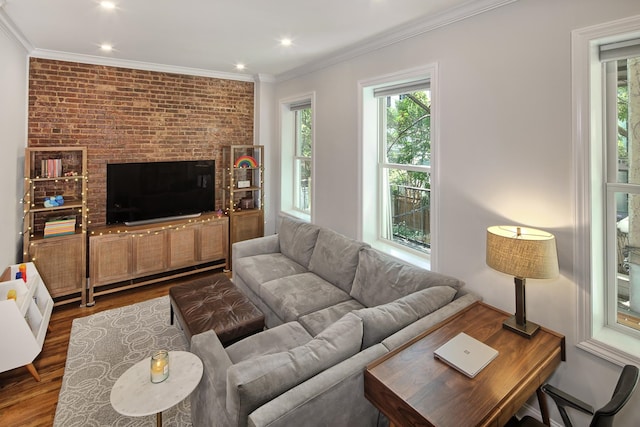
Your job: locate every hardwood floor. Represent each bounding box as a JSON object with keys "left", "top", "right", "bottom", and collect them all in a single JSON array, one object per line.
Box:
[{"left": 0, "top": 273, "right": 214, "bottom": 427}]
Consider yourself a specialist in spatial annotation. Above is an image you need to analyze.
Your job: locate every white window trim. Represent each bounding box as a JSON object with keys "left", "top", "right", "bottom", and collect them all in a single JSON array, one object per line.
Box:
[
  {"left": 357, "top": 64, "right": 438, "bottom": 270},
  {"left": 573, "top": 15, "right": 640, "bottom": 366},
  {"left": 279, "top": 92, "right": 315, "bottom": 223}
]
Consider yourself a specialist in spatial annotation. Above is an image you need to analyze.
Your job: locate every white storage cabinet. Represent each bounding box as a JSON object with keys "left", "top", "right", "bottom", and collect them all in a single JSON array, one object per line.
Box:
[{"left": 0, "top": 262, "right": 53, "bottom": 381}]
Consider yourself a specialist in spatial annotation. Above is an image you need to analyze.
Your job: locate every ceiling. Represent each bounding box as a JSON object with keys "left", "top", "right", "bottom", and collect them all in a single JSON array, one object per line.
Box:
[{"left": 0, "top": 0, "right": 515, "bottom": 81}]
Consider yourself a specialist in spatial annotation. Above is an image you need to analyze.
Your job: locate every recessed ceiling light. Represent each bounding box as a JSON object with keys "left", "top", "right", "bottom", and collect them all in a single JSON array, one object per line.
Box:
[
  {"left": 100, "top": 1, "right": 116, "bottom": 10},
  {"left": 235, "top": 63, "right": 246, "bottom": 71},
  {"left": 280, "top": 38, "right": 292, "bottom": 47},
  {"left": 100, "top": 43, "right": 113, "bottom": 52}
]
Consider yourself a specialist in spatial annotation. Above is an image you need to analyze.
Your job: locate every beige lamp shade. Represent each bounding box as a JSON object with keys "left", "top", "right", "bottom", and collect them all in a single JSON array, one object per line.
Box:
[{"left": 486, "top": 225, "right": 559, "bottom": 279}]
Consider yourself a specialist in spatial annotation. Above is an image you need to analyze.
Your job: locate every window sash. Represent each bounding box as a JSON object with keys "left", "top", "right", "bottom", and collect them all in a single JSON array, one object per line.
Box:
[
  {"left": 377, "top": 95, "right": 432, "bottom": 168},
  {"left": 293, "top": 157, "right": 311, "bottom": 213},
  {"left": 293, "top": 108, "right": 311, "bottom": 214}
]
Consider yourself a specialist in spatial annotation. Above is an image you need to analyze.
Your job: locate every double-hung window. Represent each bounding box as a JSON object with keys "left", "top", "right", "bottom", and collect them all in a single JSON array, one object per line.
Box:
[
  {"left": 600, "top": 39, "right": 640, "bottom": 337},
  {"left": 280, "top": 95, "right": 313, "bottom": 221},
  {"left": 293, "top": 105, "right": 312, "bottom": 214},
  {"left": 574, "top": 18, "right": 640, "bottom": 364},
  {"left": 360, "top": 66, "right": 435, "bottom": 268}
]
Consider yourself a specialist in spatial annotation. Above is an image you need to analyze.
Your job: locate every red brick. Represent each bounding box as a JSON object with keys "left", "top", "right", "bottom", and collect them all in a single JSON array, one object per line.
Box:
[{"left": 28, "top": 58, "right": 254, "bottom": 227}]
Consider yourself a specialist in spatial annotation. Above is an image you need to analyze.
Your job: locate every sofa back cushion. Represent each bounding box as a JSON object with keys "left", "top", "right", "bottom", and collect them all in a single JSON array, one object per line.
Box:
[
  {"left": 400, "top": 285, "right": 458, "bottom": 318},
  {"left": 278, "top": 217, "right": 321, "bottom": 269},
  {"left": 225, "top": 313, "right": 363, "bottom": 427},
  {"left": 350, "top": 247, "right": 465, "bottom": 307},
  {"left": 353, "top": 286, "right": 457, "bottom": 349},
  {"left": 308, "top": 228, "right": 368, "bottom": 293}
]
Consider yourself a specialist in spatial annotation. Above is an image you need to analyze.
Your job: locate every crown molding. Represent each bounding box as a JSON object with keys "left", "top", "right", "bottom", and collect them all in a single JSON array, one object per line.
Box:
[
  {"left": 0, "top": 6, "right": 32, "bottom": 53},
  {"left": 255, "top": 73, "right": 277, "bottom": 83},
  {"left": 2, "top": 0, "right": 517, "bottom": 84},
  {"left": 275, "top": 0, "right": 518, "bottom": 82},
  {"left": 0, "top": 2, "right": 253, "bottom": 83},
  {"left": 29, "top": 48, "right": 255, "bottom": 82}
]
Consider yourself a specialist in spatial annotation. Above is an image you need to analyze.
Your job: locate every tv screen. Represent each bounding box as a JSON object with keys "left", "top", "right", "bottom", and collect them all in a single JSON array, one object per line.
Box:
[{"left": 106, "top": 160, "right": 215, "bottom": 225}]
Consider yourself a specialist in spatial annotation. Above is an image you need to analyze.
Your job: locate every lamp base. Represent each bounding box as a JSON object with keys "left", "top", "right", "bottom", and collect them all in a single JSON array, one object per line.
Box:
[{"left": 503, "top": 316, "right": 540, "bottom": 338}]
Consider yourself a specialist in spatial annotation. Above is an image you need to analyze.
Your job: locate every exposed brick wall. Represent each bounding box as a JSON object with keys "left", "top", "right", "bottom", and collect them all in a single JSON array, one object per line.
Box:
[{"left": 27, "top": 58, "right": 254, "bottom": 227}]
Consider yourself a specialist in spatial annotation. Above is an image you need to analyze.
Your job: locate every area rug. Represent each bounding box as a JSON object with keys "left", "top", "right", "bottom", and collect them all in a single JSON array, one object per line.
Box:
[{"left": 53, "top": 296, "right": 191, "bottom": 427}]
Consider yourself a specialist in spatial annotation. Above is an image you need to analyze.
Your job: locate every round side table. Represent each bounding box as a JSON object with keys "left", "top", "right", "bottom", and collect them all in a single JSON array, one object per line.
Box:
[{"left": 110, "top": 350, "right": 203, "bottom": 427}]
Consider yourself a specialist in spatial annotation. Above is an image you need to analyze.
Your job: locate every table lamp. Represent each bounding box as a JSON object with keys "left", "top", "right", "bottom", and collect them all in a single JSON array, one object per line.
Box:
[{"left": 486, "top": 225, "right": 559, "bottom": 338}]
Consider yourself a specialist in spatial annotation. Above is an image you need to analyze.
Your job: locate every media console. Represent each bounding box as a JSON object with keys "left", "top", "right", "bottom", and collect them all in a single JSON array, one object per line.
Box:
[{"left": 88, "top": 213, "right": 228, "bottom": 306}]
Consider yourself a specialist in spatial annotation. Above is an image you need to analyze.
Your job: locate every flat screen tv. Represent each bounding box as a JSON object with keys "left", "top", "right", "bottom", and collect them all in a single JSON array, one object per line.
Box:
[{"left": 106, "top": 160, "right": 215, "bottom": 226}]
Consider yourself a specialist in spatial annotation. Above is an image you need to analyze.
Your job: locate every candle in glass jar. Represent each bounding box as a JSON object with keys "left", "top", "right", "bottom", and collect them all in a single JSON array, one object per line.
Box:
[{"left": 150, "top": 350, "right": 169, "bottom": 383}]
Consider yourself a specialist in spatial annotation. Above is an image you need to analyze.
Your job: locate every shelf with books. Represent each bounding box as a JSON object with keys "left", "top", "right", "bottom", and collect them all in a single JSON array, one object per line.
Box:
[{"left": 23, "top": 147, "right": 88, "bottom": 306}]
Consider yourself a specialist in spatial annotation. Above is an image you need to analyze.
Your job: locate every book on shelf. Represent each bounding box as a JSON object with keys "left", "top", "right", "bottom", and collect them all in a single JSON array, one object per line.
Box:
[
  {"left": 44, "top": 216, "right": 76, "bottom": 237},
  {"left": 41, "top": 158, "right": 63, "bottom": 178}
]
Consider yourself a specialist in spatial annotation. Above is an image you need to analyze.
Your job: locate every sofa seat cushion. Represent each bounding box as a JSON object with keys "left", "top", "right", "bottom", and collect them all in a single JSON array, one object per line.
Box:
[
  {"left": 260, "top": 273, "right": 353, "bottom": 322},
  {"left": 226, "top": 321, "right": 313, "bottom": 364},
  {"left": 278, "top": 217, "right": 321, "bottom": 269},
  {"left": 350, "top": 247, "right": 465, "bottom": 307},
  {"left": 308, "top": 228, "right": 368, "bottom": 293},
  {"left": 298, "top": 299, "right": 366, "bottom": 336},
  {"left": 234, "top": 253, "right": 308, "bottom": 296},
  {"left": 226, "top": 313, "right": 363, "bottom": 427},
  {"left": 353, "top": 286, "right": 458, "bottom": 349}
]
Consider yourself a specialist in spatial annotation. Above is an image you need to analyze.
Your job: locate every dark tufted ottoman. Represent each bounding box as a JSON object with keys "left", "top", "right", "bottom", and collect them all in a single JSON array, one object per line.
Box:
[{"left": 169, "top": 273, "right": 264, "bottom": 345}]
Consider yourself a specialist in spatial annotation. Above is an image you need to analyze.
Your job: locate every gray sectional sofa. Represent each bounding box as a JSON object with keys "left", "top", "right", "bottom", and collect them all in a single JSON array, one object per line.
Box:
[{"left": 190, "top": 217, "right": 480, "bottom": 427}]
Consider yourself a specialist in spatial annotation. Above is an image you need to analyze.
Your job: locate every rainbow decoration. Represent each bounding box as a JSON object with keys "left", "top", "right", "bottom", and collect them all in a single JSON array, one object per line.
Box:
[{"left": 234, "top": 155, "right": 258, "bottom": 168}]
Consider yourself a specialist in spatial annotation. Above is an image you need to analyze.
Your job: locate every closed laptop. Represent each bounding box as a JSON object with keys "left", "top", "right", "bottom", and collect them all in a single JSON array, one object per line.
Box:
[{"left": 434, "top": 332, "right": 499, "bottom": 378}]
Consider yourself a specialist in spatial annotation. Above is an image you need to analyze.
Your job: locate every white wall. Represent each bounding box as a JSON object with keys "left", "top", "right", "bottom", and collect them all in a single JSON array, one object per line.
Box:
[
  {"left": 0, "top": 25, "right": 27, "bottom": 267},
  {"left": 270, "top": 0, "right": 640, "bottom": 425},
  {"left": 253, "top": 75, "right": 277, "bottom": 235}
]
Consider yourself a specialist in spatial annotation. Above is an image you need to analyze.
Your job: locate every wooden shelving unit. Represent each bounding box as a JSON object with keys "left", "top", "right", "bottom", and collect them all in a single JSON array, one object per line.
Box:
[
  {"left": 23, "top": 147, "right": 87, "bottom": 306},
  {"left": 222, "top": 145, "right": 265, "bottom": 246},
  {"left": 0, "top": 262, "right": 53, "bottom": 381}
]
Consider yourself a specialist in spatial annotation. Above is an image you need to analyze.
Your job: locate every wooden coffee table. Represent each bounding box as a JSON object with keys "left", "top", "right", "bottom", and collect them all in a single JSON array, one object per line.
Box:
[
  {"left": 364, "top": 302, "right": 565, "bottom": 427},
  {"left": 110, "top": 350, "right": 203, "bottom": 427}
]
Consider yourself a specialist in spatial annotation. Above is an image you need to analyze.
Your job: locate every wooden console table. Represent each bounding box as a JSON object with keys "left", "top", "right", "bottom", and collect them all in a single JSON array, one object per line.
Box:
[
  {"left": 364, "top": 302, "right": 565, "bottom": 427},
  {"left": 88, "top": 213, "right": 228, "bottom": 305}
]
